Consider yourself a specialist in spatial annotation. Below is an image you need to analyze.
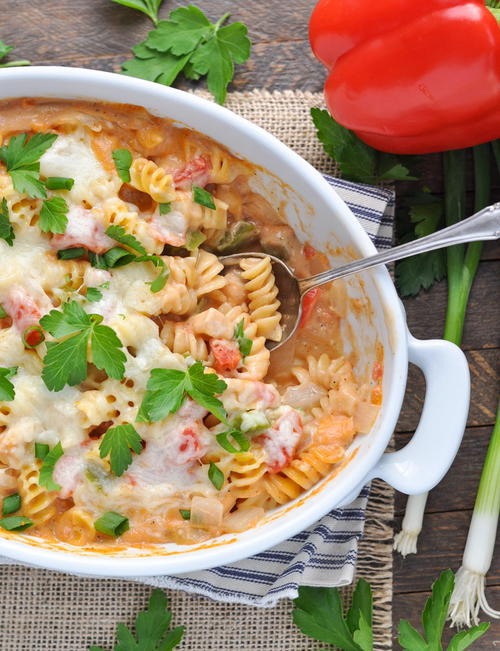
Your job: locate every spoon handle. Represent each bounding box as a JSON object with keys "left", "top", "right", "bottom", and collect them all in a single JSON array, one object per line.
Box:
[{"left": 298, "top": 201, "right": 500, "bottom": 296}]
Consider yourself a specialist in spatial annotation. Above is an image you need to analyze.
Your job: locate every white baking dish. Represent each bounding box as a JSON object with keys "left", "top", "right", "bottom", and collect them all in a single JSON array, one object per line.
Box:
[{"left": 0, "top": 67, "right": 470, "bottom": 576}]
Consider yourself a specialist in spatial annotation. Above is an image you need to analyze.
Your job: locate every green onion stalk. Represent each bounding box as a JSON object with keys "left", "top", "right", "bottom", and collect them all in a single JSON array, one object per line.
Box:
[{"left": 395, "top": 142, "right": 500, "bottom": 626}]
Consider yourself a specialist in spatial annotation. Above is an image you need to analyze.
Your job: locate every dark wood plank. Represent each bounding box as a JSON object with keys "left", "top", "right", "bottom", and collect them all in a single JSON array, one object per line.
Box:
[
  {"left": 396, "top": 348, "right": 500, "bottom": 432},
  {"left": 393, "top": 510, "right": 500, "bottom": 592},
  {"left": 402, "top": 260, "right": 500, "bottom": 351},
  {"left": 392, "top": 587, "right": 500, "bottom": 648},
  {"left": 395, "top": 426, "right": 491, "bottom": 514}
]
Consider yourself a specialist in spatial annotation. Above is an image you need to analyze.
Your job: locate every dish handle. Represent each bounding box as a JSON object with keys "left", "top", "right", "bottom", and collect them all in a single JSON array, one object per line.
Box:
[{"left": 365, "top": 334, "right": 470, "bottom": 494}]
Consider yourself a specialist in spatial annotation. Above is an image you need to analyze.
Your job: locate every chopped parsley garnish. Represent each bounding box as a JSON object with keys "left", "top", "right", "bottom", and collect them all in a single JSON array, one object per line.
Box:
[
  {"left": 94, "top": 511, "right": 130, "bottom": 538},
  {"left": 0, "top": 304, "right": 7, "bottom": 319},
  {"left": 112, "top": 149, "right": 133, "bottom": 183},
  {"left": 38, "top": 442, "right": 64, "bottom": 491},
  {"left": 135, "top": 254, "right": 170, "bottom": 293},
  {"left": 0, "top": 198, "right": 15, "bottom": 246},
  {"left": 121, "top": 5, "right": 251, "bottom": 105},
  {"left": 216, "top": 427, "right": 250, "bottom": 454},
  {"left": 86, "top": 287, "right": 104, "bottom": 303},
  {"left": 40, "top": 301, "right": 126, "bottom": 391},
  {"left": 234, "top": 319, "right": 252, "bottom": 358},
  {"left": 99, "top": 424, "right": 144, "bottom": 477},
  {"left": 89, "top": 247, "right": 137, "bottom": 270},
  {"left": 34, "top": 442, "right": 50, "bottom": 461},
  {"left": 0, "top": 515, "right": 33, "bottom": 532},
  {"left": 2, "top": 493, "right": 21, "bottom": 516},
  {"left": 159, "top": 202, "right": 171, "bottom": 215},
  {"left": 0, "top": 132, "right": 57, "bottom": 198},
  {"left": 44, "top": 176, "right": 74, "bottom": 191},
  {"left": 137, "top": 361, "right": 228, "bottom": 423},
  {"left": 0, "top": 367, "right": 17, "bottom": 401},
  {"left": 179, "top": 509, "right": 191, "bottom": 520},
  {"left": 39, "top": 196, "right": 69, "bottom": 234},
  {"left": 193, "top": 185, "right": 216, "bottom": 210},
  {"left": 185, "top": 229, "right": 207, "bottom": 251},
  {"left": 57, "top": 247, "right": 86, "bottom": 261},
  {"left": 105, "top": 224, "right": 147, "bottom": 255},
  {"left": 208, "top": 461, "right": 224, "bottom": 490}
]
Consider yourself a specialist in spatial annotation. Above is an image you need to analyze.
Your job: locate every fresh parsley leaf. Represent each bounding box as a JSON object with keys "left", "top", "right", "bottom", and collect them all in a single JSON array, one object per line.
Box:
[
  {"left": 193, "top": 185, "right": 215, "bottom": 209},
  {"left": 293, "top": 586, "right": 361, "bottom": 650},
  {"left": 179, "top": 509, "right": 191, "bottom": 520},
  {"left": 135, "top": 254, "right": 170, "bottom": 293},
  {"left": 0, "top": 367, "right": 17, "bottom": 401},
  {"left": 347, "top": 578, "right": 372, "bottom": 638},
  {"left": 122, "top": 6, "right": 251, "bottom": 105},
  {"left": 137, "top": 361, "right": 228, "bottom": 423},
  {"left": 234, "top": 319, "right": 252, "bottom": 358},
  {"left": 89, "top": 588, "right": 184, "bottom": 651},
  {"left": 208, "top": 461, "right": 224, "bottom": 490},
  {"left": 0, "top": 516, "right": 33, "bottom": 532},
  {"left": 185, "top": 230, "right": 206, "bottom": 251},
  {"left": 112, "top": 149, "right": 133, "bottom": 183},
  {"left": 40, "top": 302, "right": 126, "bottom": 391},
  {"left": 108, "top": 0, "right": 165, "bottom": 26},
  {"left": 99, "top": 424, "right": 144, "bottom": 477},
  {"left": 105, "top": 224, "right": 147, "bottom": 255},
  {"left": 310, "top": 109, "right": 415, "bottom": 183},
  {"left": 159, "top": 202, "right": 171, "bottom": 215},
  {"left": 395, "top": 197, "right": 446, "bottom": 297},
  {"left": 38, "top": 442, "right": 64, "bottom": 491},
  {"left": 0, "top": 198, "right": 15, "bottom": 246},
  {"left": 35, "top": 442, "right": 50, "bottom": 461},
  {"left": 39, "top": 196, "right": 69, "bottom": 234},
  {"left": 0, "top": 132, "right": 57, "bottom": 198},
  {"left": 447, "top": 623, "right": 491, "bottom": 650},
  {"left": 57, "top": 247, "right": 86, "bottom": 261},
  {"left": 86, "top": 287, "right": 103, "bottom": 302},
  {"left": 0, "top": 39, "right": 30, "bottom": 68}
]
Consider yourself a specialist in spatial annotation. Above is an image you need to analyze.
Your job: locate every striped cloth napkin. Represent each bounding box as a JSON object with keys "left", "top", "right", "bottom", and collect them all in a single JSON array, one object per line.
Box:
[
  {"left": 130, "top": 176, "right": 395, "bottom": 607},
  {"left": 0, "top": 175, "right": 395, "bottom": 608}
]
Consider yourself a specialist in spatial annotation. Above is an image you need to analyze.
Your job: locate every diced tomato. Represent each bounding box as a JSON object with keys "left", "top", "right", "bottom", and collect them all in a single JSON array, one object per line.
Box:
[
  {"left": 303, "top": 243, "right": 317, "bottom": 260},
  {"left": 371, "top": 385, "right": 383, "bottom": 405},
  {"left": 210, "top": 339, "right": 242, "bottom": 374},
  {"left": 299, "top": 288, "right": 321, "bottom": 329},
  {"left": 173, "top": 156, "right": 211, "bottom": 190},
  {"left": 372, "top": 362, "right": 383, "bottom": 382},
  {"left": 260, "top": 407, "right": 302, "bottom": 474},
  {"left": 51, "top": 206, "right": 114, "bottom": 254},
  {"left": 176, "top": 427, "right": 202, "bottom": 464},
  {"left": 3, "top": 287, "right": 42, "bottom": 332}
]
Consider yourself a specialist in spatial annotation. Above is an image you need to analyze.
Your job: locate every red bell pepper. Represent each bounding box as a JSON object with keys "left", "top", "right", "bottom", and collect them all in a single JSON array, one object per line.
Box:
[{"left": 309, "top": 0, "right": 500, "bottom": 154}]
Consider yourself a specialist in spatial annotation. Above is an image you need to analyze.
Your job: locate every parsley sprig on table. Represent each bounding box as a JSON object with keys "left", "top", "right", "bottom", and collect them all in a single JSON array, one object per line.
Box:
[
  {"left": 109, "top": 0, "right": 165, "bottom": 26},
  {"left": 122, "top": 5, "right": 251, "bottom": 104},
  {"left": 39, "top": 301, "right": 126, "bottom": 391},
  {"left": 0, "top": 39, "right": 30, "bottom": 69},
  {"left": 293, "top": 570, "right": 489, "bottom": 650},
  {"left": 89, "top": 589, "right": 184, "bottom": 651},
  {"left": 137, "top": 361, "right": 228, "bottom": 423}
]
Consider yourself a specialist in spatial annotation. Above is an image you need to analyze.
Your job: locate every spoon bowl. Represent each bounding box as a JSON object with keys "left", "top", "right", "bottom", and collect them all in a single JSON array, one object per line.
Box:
[{"left": 221, "top": 201, "right": 500, "bottom": 351}]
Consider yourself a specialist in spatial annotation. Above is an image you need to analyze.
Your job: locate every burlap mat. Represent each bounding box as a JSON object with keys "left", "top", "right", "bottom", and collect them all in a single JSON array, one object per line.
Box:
[{"left": 0, "top": 90, "right": 394, "bottom": 651}]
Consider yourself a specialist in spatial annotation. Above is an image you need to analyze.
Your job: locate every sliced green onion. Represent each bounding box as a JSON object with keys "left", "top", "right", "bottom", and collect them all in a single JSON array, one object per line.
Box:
[
  {"left": 159, "top": 202, "right": 171, "bottom": 215},
  {"left": 105, "top": 247, "right": 136, "bottom": 268},
  {"left": 208, "top": 462, "right": 224, "bottom": 490},
  {"left": 57, "top": 247, "right": 86, "bottom": 261},
  {"left": 45, "top": 177, "right": 75, "bottom": 191},
  {"left": 35, "top": 442, "right": 50, "bottom": 461},
  {"left": 94, "top": 511, "right": 130, "bottom": 537},
  {"left": 0, "top": 515, "right": 33, "bottom": 532},
  {"left": 179, "top": 509, "right": 191, "bottom": 520},
  {"left": 0, "top": 304, "right": 7, "bottom": 319},
  {"left": 193, "top": 185, "right": 216, "bottom": 210},
  {"left": 22, "top": 325, "right": 45, "bottom": 349},
  {"left": 185, "top": 230, "right": 207, "bottom": 251},
  {"left": 2, "top": 493, "right": 21, "bottom": 516},
  {"left": 38, "top": 442, "right": 64, "bottom": 491},
  {"left": 149, "top": 267, "right": 169, "bottom": 293},
  {"left": 216, "top": 429, "right": 250, "bottom": 454}
]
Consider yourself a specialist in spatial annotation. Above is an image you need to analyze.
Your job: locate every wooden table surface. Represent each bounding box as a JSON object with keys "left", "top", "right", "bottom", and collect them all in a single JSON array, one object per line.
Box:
[{"left": 3, "top": 0, "right": 500, "bottom": 647}]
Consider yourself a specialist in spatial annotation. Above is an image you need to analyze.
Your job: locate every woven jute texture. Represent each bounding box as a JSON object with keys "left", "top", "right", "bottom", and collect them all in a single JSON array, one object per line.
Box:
[{"left": 0, "top": 90, "right": 394, "bottom": 651}]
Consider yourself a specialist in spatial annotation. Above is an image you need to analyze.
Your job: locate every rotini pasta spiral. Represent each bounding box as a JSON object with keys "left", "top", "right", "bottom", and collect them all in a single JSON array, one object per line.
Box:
[
  {"left": 161, "top": 321, "right": 209, "bottom": 360},
  {"left": 228, "top": 448, "right": 267, "bottom": 499},
  {"left": 54, "top": 507, "right": 96, "bottom": 546},
  {"left": 172, "top": 191, "right": 228, "bottom": 231},
  {"left": 240, "top": 257, "right": 282, "bottom": 342},
  {"left": 194, "top": 249, "right": 226, "bottom": 297},
  {"left": 101, "top": 197, "right": 163, "bottom": 255},
  {"left": 129, "top": 158, "right": 176, "bottom": 203},
  {"left": 18, "top": 463, "right": 57, "bottom": 526}
]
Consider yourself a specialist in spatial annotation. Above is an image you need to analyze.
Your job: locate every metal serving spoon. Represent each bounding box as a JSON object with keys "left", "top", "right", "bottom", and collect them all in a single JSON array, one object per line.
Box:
[{"left": 221, "top": 202, "right": 500, "bottom": 351}]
